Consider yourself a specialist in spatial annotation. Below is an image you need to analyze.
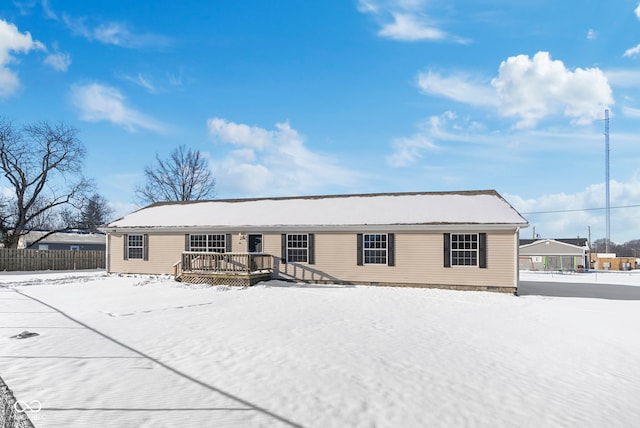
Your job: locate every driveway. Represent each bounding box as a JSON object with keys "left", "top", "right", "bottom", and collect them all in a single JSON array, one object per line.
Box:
[{"left": 518, "top": 281, "right": 640, "bottom": 300}]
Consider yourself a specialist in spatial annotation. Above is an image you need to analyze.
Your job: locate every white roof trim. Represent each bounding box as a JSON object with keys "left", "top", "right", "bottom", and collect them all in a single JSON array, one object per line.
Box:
[{"left": 104, "top": 223, "right": 525, "bottom": 234}]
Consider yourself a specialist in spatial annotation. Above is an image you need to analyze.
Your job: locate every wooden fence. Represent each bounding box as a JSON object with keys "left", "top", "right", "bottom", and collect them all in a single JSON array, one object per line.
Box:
[{"left": 0, "top": 249, "right": 105, "bottom": 271}]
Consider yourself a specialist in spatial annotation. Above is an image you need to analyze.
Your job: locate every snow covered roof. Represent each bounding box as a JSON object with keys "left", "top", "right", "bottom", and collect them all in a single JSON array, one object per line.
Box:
[
  {"left": 105, "top": 190, "right": 528, "bottom": 231},
  {"left": 520, "top": 238, "right": 589, "bottom": 248},
  {"left": 519, "top": 239, "right": 589, "bottom": 256}
]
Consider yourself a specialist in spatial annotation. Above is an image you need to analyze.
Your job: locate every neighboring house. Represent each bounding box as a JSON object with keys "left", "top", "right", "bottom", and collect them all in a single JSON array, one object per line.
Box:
[
  {"left": 19, "top": 230, "right": 107, "bottom": 251},
  {"left": 591, "top": 254, "right": 637, "bottom": 271},
  {"left": 102, "top": 190, "right": 529, "bottom": 293},
  {"left": 519, "top": 238, "right": 590, "bottom": 271}
]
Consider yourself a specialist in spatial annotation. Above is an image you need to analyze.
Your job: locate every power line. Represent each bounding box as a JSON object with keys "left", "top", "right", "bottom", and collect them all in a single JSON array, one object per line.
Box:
[{"left": 522, "top": 204, "right": 640, "bottom": 215}]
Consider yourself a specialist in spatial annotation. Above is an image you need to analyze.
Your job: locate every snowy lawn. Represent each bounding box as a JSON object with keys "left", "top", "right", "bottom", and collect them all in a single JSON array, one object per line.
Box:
[
  {"left": 520, "top": 269, "right": 640, "bottom": 286},
  {"left": 1, "top": 271, "right": 639, "bottom": 427}
]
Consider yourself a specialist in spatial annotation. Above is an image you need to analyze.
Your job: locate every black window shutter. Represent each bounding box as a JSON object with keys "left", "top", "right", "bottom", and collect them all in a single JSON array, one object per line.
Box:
[
  {"left": 308, "top": 234, "right": 315, "bottom": 264},
  {"left": 143, "top": 234, "right": 149, "bottom": 261},
  {"left": 281, "top": 234, "right": 287, "bottom": 264},
  {"left": 123, "top": 234, "right": 128, "bottom": 260},
  {"left": 479, "top": 233, "right": 487, "bottom": 268},
  {"left": 225, "top": 234, "right": 232, "bottom": 252},
  {"left": 185, "top": 234, "right": 190, "bottom": 251},
  {"left": 388, "top": 233, "right": 395, "bottom": 266},
  {"left": 356, "top": 233, "right": 363, "bottom": 266},
  {"left": 443, "top": 233, "right": 451, "bottom": 268}
]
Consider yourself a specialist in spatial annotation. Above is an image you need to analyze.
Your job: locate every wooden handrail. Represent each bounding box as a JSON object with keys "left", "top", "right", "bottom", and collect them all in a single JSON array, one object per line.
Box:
[
  {"left": 173, "top": 259, "right": 183, "bottom": 278},
  {"left": 181, "top": 252, "right": 273, "bottom": 274}
]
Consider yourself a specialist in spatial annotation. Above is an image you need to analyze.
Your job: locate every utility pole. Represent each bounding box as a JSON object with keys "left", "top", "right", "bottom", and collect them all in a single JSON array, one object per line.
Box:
[
  {"left": 588, "top": 225, "right": 592, "bottom": 269},
  {"left": 604, "top": 109, "right": 610, "bottom": 253}
]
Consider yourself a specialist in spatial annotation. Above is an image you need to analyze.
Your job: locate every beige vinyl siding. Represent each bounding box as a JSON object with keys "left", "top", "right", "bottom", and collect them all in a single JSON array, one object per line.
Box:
[
  {"left": 267, "top": 230, "right": 517, "bottom": 288},
  {"left": 109, "top": 233, "right": 185, "bottom": 275},
  {"left": 107, "top": 229, "right": 517, "bottom": 289},
  {"left": 231, "top": 233, "right": 245, "bottom": 252}
]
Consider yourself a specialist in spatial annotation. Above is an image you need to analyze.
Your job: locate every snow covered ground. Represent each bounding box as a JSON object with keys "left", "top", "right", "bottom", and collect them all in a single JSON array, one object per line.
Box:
[
  {"left": 520, "top": 269, "right": 640, "bottom": 286},
  {"left": 1, "top": 270, "right": 639, "bottom": 427}
]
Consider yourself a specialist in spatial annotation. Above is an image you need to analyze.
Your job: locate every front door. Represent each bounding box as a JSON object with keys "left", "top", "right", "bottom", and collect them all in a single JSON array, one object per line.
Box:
[{"left": 248, "top": 234, "right": 263, "bottom": 253}]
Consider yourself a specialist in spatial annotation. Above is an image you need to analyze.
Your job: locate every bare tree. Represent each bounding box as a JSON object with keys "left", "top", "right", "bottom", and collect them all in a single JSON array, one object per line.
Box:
[
  {"left": 135, "top": 145, "right": 215, "bottom": 205},
  {"left": 591, "top": 238, "right": 617, "bottom": 254},
  {"left": 77, "top": 193, "right": 114, "bottom": 231},
  {"left": 0, "top": 120, "right": 91, "bottom": 248}
]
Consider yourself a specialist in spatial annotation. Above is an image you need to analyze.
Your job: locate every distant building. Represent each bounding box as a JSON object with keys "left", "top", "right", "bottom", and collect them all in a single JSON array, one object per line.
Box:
[
  {"left": 519, "top": 238, "right": 590, "bottom": 271},
  {"left": 591, "top": 253, "right": 637, "bottom": 271},
  {"left": 19, "top": 230, "right": 106, "bottom": 251}
]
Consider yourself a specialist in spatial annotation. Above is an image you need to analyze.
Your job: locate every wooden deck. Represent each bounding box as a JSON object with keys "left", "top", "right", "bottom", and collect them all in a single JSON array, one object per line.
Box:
[{"left": 173, "top": 252, "right": 274, "bottom": 286}]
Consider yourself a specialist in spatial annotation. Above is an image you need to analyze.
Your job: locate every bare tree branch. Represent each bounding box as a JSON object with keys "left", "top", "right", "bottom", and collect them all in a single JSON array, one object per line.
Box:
[
  {"left": 135, "top": 145, "right": 215, "bottom": 205},
  {"left": 0, "top": 119, "right": 92, "bottom": 248}
]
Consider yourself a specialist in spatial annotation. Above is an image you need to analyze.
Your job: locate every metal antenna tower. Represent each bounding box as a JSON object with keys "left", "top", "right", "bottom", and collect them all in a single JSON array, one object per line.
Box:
[{"left": 604, "top": 109, "right": 610, "bottom": 253}]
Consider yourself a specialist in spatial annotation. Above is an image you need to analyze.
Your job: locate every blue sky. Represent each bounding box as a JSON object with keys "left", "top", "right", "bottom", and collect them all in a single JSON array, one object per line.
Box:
[{"left": 2, "top": 1, "right": 640, "bottom": 242}]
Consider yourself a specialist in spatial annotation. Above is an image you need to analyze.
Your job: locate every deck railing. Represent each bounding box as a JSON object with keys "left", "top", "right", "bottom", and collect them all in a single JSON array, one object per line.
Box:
[{"left": 179, "top": 252, "right": 273, "bottom": 275}]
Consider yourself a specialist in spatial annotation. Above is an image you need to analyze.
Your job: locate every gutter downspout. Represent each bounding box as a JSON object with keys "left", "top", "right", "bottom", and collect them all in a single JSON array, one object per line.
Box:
[
  {"left": 105, "top": 233, "right": 110, "bottom": 273},
  {"left": 515, "top": 227, "right": 521, "bottom": 296}
]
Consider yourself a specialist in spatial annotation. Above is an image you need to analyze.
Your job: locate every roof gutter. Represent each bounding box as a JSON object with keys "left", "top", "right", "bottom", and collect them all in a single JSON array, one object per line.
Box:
[{"left": 102, "top": 222, "right": 529, "bottom": 234}]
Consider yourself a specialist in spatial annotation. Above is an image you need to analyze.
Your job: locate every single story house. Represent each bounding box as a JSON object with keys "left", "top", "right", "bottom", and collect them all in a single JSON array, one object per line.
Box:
[
  {"left": 102, "top": 190, "right": 529, "bottom": 293},
  {"left": 519, "top": 238, "right": 590, "bottom": 271},
  {"left": 591, "top": 254, "right": 637, "bottom": 271},
  {"left": 18, "top": 230, "right": 107, "bottom": 251}
]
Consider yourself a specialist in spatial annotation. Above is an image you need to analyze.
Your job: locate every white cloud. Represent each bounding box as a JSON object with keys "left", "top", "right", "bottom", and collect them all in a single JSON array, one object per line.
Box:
[
  {"left": 13, "top": 1, "right": 37, "bottom": 16},
  {"left": 0, "top": 19, "right": 45, "bottom": 97},
  {"left": 387, "top": 110, "right": 494, "bottom": 167},
  {"left": 623, "top": 43, "right": 640, "bottom": 58},
  {"left": 586, "top": 29, "right": 597, "bottom": 40},
  {"left": 43, "top": 50, "right": 71, "bottom": 71},
  {"left": 622, "top": 4, "right": 640, "bottom": 56},
  {"left": 387, "top": 134, "right": 438, "bottom": 167},
  {"left": 418, "top": 53, "right": 613, "bottom": 128},
  {"left": 507, "top": 177, "right": 640, "bottom": 242},
  {"left": 357, "top": 0, "right": 468, "bottom": 43},
  {"left": 123, "top": 73, "right": 157, "bottom": 93},
  {"left": 121, "top": 69, "right": 185, "bottom": 93},
  {"left": 417, "top": 70, "right": 498, "bottom": 107},
  {"left": 70, "top": 83, "right": 165, "bottom": 133},
  {"left": 61, "top": 14, "right": 171, "bottom": 49},
  {"left": 166, "top": 70, "right": 184, "bottom": 87},
  {"left": 492, "top": 52, "right": 613, "bottom": 128},
  {"left": 378, "top": 12, "right": 447, "bottom": 41},
  {"left": 385, "top": 106, "right": 614, "bottom": 171},
  {"left": 207, "top": 118, "right": 272, "bottom": 150},
  {"left": 208, "top": 118, "right": 358, "bottom": 196},
  {"left": 357, "top": 0, "right": 379, "bottom": 14},
  {"left": 41, "top": 0, "right": 58, "bottom": 19}
]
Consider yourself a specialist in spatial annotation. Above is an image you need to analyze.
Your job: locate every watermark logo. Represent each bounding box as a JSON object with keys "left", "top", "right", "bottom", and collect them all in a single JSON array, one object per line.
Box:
[{"left": 14, "top": 399, "right": 42, "bottom": 413}]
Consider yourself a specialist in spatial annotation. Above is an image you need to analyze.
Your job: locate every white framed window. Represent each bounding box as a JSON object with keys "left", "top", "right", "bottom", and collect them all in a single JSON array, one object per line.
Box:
[
  {"left": 363, "top": 233, "right": 387, "bottom": 264},
  {"left": 287, "top": 234, "right": 308, "bottom": 263},
  {"left": 451, "top": 233, "right": 478, "bottom": 266},
  {"left": 189, "top": 234, "right": 226, "bottom": 253},
  {"left": 127, "top": 234, "right": 144, "bottom": 259}
]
